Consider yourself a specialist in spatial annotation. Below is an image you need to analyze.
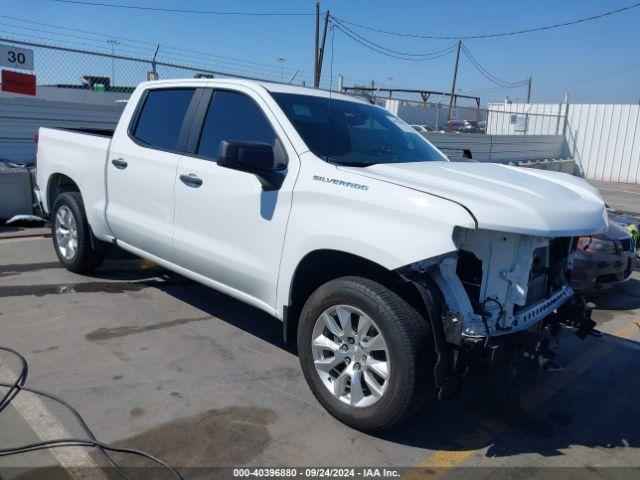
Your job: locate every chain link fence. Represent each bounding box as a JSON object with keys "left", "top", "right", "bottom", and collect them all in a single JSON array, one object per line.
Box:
[
  {"left": 0, "top": 37, "right": 326, "bottom": 104},
  {"left": 0, "top": 37, "right": 566, "bottom": 137}
]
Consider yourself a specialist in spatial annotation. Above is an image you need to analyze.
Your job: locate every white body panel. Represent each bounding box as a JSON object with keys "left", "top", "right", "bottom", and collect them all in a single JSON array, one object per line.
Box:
[
  {"left": 115, "top": 239, "right": 279, "bottom": 316},
  {"left": 173, "top": 84, "right": 300, "bottom": 309},
  {"left": 105, "top": 86, "right": 182, "bottom": 262},
  {"left": 35, "top": 128, "right": 112, "bottom": 239},
  {"left": 35, "top": 78, "right": 608, "bottom": 324},
  {"left": 341, "top": 161, "right": 607, "bottom": 237},
  {"left": 274, "top": 152, "right": 476, "bottom": 313}
]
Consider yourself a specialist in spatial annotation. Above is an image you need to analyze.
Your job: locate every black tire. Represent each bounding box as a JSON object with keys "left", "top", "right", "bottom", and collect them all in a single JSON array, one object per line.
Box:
[
  {"left": 52, "top": 191, "right": 107, "bottom": 273},
  {"left": 297, "top": 276, "right": 435, "bottom": 431}
]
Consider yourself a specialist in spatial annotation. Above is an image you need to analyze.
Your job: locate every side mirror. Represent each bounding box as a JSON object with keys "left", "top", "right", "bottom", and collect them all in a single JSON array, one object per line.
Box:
[{"left": 217, "top": 140, "right": 286, "bottom": 190}]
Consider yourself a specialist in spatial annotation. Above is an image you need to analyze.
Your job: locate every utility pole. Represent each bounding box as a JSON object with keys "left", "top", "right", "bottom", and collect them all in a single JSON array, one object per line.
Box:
[
  {"left": 447, "top": 40, "right": 462, "bottom": 121},
  {"left": 526, "top": 76, "right": 532, "bottom": 103},
  {"left": 316, "top": 9, "right": 330, "bottom": 88},
  {"left": 314, "top": 2, "right": 320, "bottom": 88}
]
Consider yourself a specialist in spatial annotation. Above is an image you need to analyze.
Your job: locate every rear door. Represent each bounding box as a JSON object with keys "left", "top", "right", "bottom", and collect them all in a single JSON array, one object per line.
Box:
[
  {"left": 106, "top": 87, "right": 200, "bottom": 261},
  {"left": 172, "top": 87, "right": 299, "bottom": 310}
]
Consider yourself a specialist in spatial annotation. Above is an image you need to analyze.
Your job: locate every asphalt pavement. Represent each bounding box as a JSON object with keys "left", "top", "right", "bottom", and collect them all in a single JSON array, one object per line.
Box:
[
  {"left": 0, "top": 235, "right": 639, "bottom": 479},
  {"left": 590, "top": 179, "right": 640, "bottom": 214}
]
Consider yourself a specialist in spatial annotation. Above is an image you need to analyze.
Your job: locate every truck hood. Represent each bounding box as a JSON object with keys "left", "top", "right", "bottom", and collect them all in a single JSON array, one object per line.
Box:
[{"left": 339, "top": 161, "right": 607, "bottom": 237}]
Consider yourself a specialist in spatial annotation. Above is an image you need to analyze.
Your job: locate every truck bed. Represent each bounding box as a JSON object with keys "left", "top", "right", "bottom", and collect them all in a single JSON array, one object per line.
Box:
[{"left": 35, "top": 127, "right": 113, "bottom": 239}]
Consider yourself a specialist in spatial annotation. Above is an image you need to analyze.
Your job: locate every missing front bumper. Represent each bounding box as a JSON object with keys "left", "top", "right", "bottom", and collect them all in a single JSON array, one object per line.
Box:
[{"left": 507, "top": 285, "right": 574, "bottom": 334}]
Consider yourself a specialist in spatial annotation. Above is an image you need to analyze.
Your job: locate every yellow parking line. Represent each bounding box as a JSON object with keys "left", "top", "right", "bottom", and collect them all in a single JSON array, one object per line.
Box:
[{"left": 403, "top": 320, "right": 639, "bottom": 479}]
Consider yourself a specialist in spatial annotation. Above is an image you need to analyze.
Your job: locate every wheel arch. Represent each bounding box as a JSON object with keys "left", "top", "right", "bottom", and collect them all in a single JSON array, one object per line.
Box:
[
  {"left": 47, "top": 173, "right": 82, "bottom": 214},
  {"left": 282, "top": 249, "right": 430, "bottom": 343},
  {"left": 46, "top": 174, "right": 103, "bottom": 250}
]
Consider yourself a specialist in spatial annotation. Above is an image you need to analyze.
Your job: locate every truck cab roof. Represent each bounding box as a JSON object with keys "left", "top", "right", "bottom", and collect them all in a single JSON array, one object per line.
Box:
[{"left": 134, "top": 78, "right": 366, "bottom": 104}]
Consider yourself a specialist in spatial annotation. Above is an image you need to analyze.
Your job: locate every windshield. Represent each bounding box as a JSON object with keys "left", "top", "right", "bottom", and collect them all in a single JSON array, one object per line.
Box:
[{"left": 272, "top": 92, "right": 447, "bottom": 166}]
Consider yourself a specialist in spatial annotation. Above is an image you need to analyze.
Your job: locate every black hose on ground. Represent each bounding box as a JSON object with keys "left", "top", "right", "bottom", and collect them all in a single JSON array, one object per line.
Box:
[{"left": 0, "top": 345, "right": 184, "bottom": 480}]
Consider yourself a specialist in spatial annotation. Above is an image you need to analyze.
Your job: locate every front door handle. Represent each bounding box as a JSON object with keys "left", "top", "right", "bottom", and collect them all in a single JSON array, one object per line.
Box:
[
  {"left": 111, "top": 158, "right": 128, "bottom": 169},
  {"left": 180, "top": 173, "right": 203, "bottom": 187}
]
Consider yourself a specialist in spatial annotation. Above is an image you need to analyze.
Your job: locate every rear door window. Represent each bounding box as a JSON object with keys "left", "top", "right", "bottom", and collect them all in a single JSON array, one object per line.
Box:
[{"left": 133, "top": 88, "right": 195, "bottom": 151}]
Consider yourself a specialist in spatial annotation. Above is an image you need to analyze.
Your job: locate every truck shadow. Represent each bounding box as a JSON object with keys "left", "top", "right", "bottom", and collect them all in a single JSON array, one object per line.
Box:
[
  {"left": 380, "top": 275, "right": 640, "bottom": 456},
  {"left": 162, "top": 277, "right": 296, "bottom": 354},
  {"left": 81, "top": 254, "right": 640, "bottom": 460},
  {"left": 378, "top": 331, "right": 640, "bottom": 458}
]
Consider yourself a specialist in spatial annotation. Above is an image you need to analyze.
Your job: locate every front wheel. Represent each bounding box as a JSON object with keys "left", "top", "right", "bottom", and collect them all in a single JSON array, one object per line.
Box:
[
  {"left": 297, "top": 276, "right": 434, "bottom": 431},
  {"left": 52, "top": 192, "right": 106, "bottom": 273}
]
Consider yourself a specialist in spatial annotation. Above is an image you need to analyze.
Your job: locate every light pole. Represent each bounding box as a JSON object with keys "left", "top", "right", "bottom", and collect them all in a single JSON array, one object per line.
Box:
[
  {"left": 387, "top": 76, "right": 393, "bottom": 98},
  {"left": 107, "top": 39, "right": 120, "bottom": 88},
  {"left": 277, "top": 57, "right": 286, "bottom": 82}
]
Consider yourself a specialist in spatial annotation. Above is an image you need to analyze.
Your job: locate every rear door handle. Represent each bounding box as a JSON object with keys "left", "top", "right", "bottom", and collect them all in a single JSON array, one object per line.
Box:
[
  {"left": 111, "top": 158, "right": 128, "bottom": 169},
  {"left": 180, "top": 173, "right": 203, "bottom": 187}
]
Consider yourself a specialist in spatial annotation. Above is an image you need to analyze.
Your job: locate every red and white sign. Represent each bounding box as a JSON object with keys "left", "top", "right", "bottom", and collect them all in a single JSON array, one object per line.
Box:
[{"left": 1, "top": 70, "right": 36, "bottom": 96}]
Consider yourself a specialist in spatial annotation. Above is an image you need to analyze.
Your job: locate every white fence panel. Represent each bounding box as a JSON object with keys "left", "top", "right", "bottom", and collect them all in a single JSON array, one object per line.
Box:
[{"left": 487, "top": 102, "right": 640, "bottom": 184}]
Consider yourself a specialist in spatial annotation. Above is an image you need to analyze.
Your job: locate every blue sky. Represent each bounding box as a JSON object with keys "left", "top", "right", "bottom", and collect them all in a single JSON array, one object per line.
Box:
[{"left": 2, "top": 0, "right": 640, "bottom": 105}]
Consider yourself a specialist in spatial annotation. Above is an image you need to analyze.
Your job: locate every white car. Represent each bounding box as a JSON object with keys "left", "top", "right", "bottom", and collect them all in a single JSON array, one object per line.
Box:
[
  {"left": 410, "top": 124, "right": 431, "bottom": 134},
  {"left": 35, "top": 79, "right": 607, "bottom": 431}
]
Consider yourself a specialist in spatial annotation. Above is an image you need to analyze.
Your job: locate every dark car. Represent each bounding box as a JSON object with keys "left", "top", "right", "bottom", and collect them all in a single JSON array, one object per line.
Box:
[
  {"left": 608, "top": 210, "right": 640, "bottom": 269},
  {"left": 571, "top": 220, "right": 636, "bottom": 294}
]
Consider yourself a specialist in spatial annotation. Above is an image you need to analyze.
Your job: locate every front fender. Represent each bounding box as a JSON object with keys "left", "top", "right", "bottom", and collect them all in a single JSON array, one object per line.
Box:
[{"left": 275, "top": 155, "right": 476, "bottom": 314}]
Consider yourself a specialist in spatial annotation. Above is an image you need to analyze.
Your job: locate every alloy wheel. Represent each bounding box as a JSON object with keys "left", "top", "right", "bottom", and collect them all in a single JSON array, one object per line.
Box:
[
  {"left": 55, "top": 205, "right": 78, "bottom": 260},
  {"left": 311, "top": 305, "right": 391, "bottom": 408}
]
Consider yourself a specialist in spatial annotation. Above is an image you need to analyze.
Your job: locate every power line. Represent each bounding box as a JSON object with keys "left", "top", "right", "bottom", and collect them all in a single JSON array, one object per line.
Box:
[
  {"left": 461, "top": 43, "right": 529, "bottom": 87},
  {"left": 49, "top": 0, "right": 314, "bottom": 16},
  {"left": 333, "top": 23, "right": 456, "bottom": 62},
  {"left": 332, "top": 2, "right": 640, "bottom": 40},
  {"left": 331, "top": 17, "right": 457, "bottom": 58},
  {"left": 460, "top": 84, "right": 528, "bottom": 95}
]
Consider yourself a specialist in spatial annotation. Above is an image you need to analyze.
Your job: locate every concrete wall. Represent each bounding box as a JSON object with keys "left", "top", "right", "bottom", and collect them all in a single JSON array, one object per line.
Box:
[
  {"left": 423, "top": 132, "right": 566, "bottom": 163},
  {"left": 0, "top": 164, "right": 33, "bottom": 220}
]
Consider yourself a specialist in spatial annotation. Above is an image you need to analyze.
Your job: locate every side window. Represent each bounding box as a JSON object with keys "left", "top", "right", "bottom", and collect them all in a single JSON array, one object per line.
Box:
[
  {"left": 132, "top": 88, "right": 195, "bottom": 151},
  {"left": 197, "top": 90, "right": 277, "bottom": 159}
]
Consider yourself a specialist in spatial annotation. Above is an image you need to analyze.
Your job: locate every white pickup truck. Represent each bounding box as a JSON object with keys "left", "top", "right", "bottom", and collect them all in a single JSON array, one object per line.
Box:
[{"left": 36, "top": 79, "right": 607, "bottom": 431}]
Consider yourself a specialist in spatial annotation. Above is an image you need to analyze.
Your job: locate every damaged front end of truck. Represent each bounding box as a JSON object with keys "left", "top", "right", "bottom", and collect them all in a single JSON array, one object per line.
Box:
[{"left": 399, "top": 227, "right": 598, "bottom": 401}]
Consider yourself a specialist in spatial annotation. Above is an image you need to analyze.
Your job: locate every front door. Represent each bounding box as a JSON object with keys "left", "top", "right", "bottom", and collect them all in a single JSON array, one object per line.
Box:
[{"left": 173, "top": 87, "right": 298, "bottom": 310}]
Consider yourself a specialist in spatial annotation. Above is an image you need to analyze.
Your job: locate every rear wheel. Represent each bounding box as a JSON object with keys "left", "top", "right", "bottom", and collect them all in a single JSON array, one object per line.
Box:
[
  {"left": 52, "top": 192, "right": 106, "bottom": 273},
  {"left": 297, "top": 276, "right": 434, "bottom": 431}
]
